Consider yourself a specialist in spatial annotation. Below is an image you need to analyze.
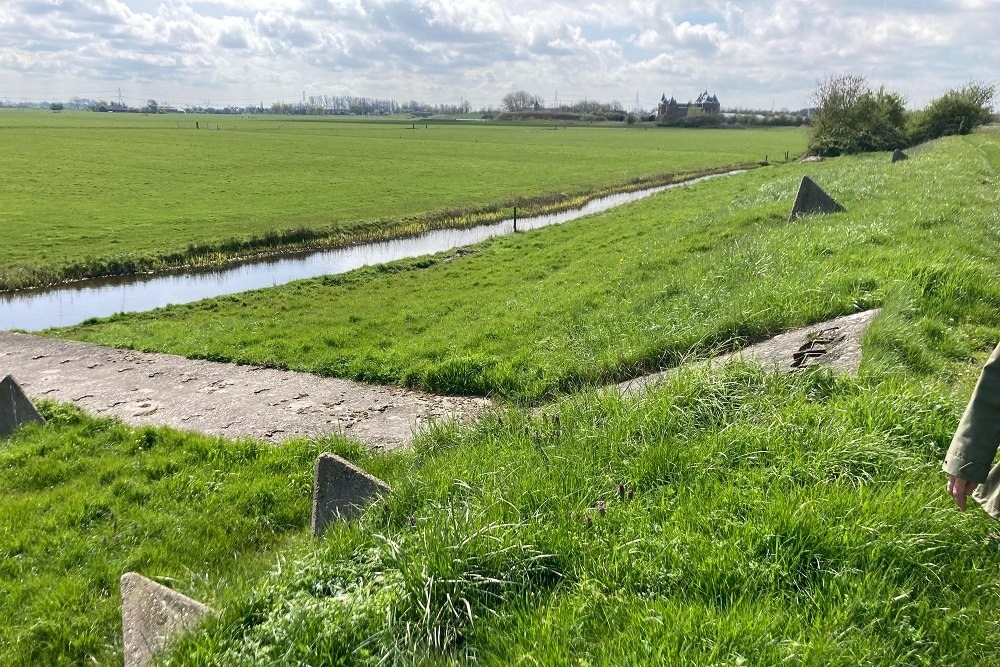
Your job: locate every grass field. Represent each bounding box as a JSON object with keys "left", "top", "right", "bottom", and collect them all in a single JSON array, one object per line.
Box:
[
  {"left": 152, "top": 133, "right": 1000, "bottom": 666},
  {"left": 0, "top": 109, "right": 804, "bottom": 290},
  {"left": 0, "top": 401, "right": 403, "bottom": 666},
  {"left": 56, "top": 134, "right": 1000, "bottom": 403},
  {"left": 10, "top": 132, "right": 1000, "bottom": 665},
  {"left": 163, "top": 366, "right": 1000, "bottom": 666},
  {"left": 6, "top": 361, "right": 1000, "bottom": 664}
]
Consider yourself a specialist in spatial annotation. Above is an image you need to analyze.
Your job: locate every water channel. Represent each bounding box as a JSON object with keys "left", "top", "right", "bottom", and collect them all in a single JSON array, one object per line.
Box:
[{"left": 0, "top": 171, "right": 742, "bottom": 331}]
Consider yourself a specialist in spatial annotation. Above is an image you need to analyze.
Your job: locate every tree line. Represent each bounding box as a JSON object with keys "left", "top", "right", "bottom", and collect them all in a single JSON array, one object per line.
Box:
[{"left": 269, "top": 95, "right": 473, "bottom": 116}]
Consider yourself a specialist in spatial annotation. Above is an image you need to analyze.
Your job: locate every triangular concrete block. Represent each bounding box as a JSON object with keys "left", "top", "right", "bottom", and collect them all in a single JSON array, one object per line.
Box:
[
  {"left": 788, "top": 176, "right": 845, "bottom": 221},
  {"left": 121, "top": 572, "right": 214, "bottom": 667},
  {"left": 0, "top": 375, "right": 45, "bottom": 438},
  {"left": 891, "top": 149, "right": 908, "bottom": 162},
  {"left": 311, "top": 452, "right": 391, "bottom": 537}
]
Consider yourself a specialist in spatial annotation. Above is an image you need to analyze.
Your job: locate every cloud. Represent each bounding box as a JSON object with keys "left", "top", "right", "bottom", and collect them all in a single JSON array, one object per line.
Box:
[
  {"left": 672, "top": 20, "right": 726, "bottom": 53},
  {"left": 0, "top": 0, "right": 998, "bottom": 109}
]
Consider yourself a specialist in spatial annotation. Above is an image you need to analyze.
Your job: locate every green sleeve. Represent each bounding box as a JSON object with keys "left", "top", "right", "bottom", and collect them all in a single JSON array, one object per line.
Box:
[{"left": 943, "top": 342, "right": 1000, "bottom": 484}]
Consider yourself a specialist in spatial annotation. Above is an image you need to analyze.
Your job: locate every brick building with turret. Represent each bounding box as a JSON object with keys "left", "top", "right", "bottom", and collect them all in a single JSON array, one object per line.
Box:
[{"left": 657, "top": 91, "right": 721, "bottom": 121}]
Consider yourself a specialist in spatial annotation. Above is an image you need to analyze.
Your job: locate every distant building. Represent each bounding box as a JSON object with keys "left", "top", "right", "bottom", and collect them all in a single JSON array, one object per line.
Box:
[{"left": 657, "top": 91, "right": 721, "bottom": 121}]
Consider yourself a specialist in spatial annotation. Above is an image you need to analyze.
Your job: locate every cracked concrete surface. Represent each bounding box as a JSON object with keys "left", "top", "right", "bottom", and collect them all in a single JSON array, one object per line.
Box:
[
  {"left": 1, "top": 310, "right": 878, "bottom": 448},
  {"left": 617, "top": 309, "right": 880, "bottom": 397},
  {"left": 0, "top": 331, "right": 489, "bottom": 449}
]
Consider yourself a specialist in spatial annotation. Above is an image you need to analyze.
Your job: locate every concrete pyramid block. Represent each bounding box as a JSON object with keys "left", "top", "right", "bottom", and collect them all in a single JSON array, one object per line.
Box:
[
  {"left": 121, "top": 572, "right": 214, "bottom": 667},
  {"left": 788, "top": 176, "right": 846, "bottom": 222},
  {"left": 1, "top": 374, "right": 45, "bottom": 438},
  {"left": 312, "top": 452, "right": 391, "bottom": 537},
  {"left": 892, "top": 149, "right": 909, "bottom": 162}
]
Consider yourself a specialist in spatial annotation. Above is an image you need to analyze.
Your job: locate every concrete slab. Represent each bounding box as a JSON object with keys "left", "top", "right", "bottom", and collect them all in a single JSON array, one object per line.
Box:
[
  {"left": 0, "top": 332, "right": 489, "bottom": 449},
  {"left": 311, "top": 452, "right": 391, "bottom": 537},
  {"left": 121, "top": 572, "right": 213, "bottom": 667},
  {"left": 0, "top": 374, "right": 45, "bottom": 437},
  {"left": 788, "top": 175, "right": 845, "bottom": 221},
  {"left": 617, "top": 309, "right": 880, "bottom": 397}
]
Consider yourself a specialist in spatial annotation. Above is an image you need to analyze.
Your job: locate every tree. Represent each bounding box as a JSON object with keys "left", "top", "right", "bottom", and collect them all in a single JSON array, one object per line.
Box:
[
  {"left": 49, "top": 102, "right": 63, "bottom": 112},
  {"left": 502, "top": 90, "right": 542, "bottom": 112},
  {"left": 907, "top": 82, "right": 996, "bottom": 144},
  {"left": 807, "top": 75, "right": 907, "bottom": 156}
]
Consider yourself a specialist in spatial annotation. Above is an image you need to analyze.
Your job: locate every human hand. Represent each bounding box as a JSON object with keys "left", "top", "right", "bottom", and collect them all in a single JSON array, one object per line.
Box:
[{"left": 947, "top": 474, "right": 978, "bottom": 511}]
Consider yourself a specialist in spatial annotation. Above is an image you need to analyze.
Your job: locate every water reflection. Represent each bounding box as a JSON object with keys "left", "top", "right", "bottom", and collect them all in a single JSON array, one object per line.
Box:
[{"left": 0, "top": 171, "right": 741, "bottom": 331}]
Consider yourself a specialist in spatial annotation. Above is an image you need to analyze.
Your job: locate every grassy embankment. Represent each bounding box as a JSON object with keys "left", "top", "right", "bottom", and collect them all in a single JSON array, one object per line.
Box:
[
  {"left": 159, "top": 134, "right": 1000, "bottom": 665},
  {"left": 0, "top": 110, "right": 804, "bottom": 290},
  {"left": 0, "top": 402, "right": 397, "bottom": 665},
  {"left": 8, "top": 134, "right": 1000, "bottom": 664},
  {"left": 58, "top": 135, "right": 1000, "bottom": 403}
]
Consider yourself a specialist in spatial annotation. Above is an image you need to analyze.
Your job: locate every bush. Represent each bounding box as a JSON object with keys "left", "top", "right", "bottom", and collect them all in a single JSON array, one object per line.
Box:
[
  {"left": 907, "top": 82, "right": 996, "bottom": 144},
  {"left": 807, "top": 74, "right": 907, "bottom": 156}
]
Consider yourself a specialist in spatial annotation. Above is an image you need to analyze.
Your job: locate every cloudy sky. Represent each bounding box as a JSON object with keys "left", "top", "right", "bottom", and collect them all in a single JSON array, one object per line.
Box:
[{"left": 2, "top": 0, "right": 998, "bottom": 111}]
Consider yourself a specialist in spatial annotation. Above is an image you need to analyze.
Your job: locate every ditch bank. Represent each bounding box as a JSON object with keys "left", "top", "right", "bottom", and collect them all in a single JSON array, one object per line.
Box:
[
  {"left": 0, "top": 166, "right": 753, "bottom": 330},
  {"left": 0, "top": 163, "right": 759, "bottom": 294}
]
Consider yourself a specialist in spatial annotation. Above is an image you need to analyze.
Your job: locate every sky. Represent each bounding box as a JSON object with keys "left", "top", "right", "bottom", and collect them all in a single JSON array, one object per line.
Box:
[{"left": 2, "top": 0, "right": 998, "bottom": 112}]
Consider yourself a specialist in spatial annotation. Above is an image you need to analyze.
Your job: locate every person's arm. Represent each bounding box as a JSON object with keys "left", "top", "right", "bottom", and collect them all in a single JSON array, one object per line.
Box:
[{"left": 943, "top": 343, "right": 1000, "bottom": 508}]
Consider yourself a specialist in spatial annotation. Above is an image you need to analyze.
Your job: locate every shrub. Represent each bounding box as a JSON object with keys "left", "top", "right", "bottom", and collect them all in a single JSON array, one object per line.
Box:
[
  {"left": 807, "top": 74, "right": 907, "bottom": 156},
  {"left": 907, "top": 82, "right": 996, "bottom": 144}
]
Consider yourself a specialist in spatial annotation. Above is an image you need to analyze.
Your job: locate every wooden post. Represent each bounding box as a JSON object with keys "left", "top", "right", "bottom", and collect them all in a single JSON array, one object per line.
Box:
[{"left": 514, "top": 206, "right": 517, "bottom": 232}]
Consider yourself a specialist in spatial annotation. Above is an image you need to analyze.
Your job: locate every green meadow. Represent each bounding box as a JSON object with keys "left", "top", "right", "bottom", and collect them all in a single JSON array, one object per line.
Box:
[
  {"left": 58, "top": 134, "right": 1000, "bottom": 402},
  {"left": 6, "top": 130, "right": 1000, "bottom": 665},
  {"left": 0, "top": 110, "right": 804, "bottom": 290}
]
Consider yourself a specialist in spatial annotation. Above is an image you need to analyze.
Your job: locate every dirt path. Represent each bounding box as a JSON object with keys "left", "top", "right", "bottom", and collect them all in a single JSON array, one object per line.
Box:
[
  {"left": 0, "top": 331, "right": 489, "bottom": 449},
  {"left": 1, "top": 310, "right": 879, "bottom": 448}
]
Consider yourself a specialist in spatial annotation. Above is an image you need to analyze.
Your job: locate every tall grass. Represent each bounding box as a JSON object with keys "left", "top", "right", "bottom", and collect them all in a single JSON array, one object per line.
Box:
[
  {"left": 0, "top": 402, "right": 402, "bottom": 666},
  {"left": 161, "top": 361, "right": 1000, "bottom": 665}
]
